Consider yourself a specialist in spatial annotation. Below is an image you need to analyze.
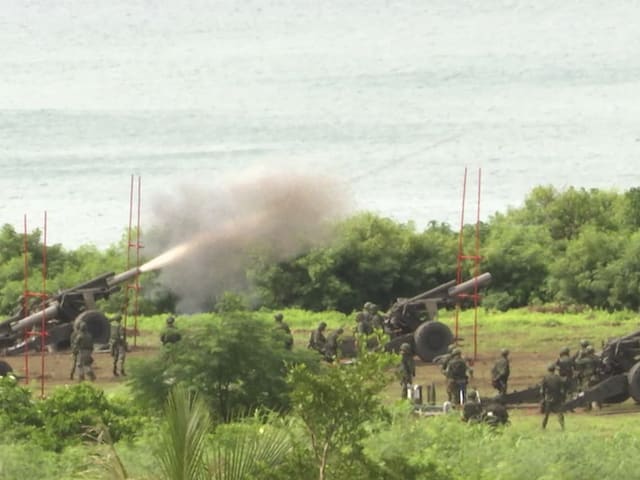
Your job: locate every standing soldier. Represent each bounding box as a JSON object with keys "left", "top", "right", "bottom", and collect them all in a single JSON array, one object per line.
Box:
[
  {"left": 399, "top": 342, "right": 416, "bottom": 400},
  {"left": 75, "top": 322, "right": 96, "bottom": 382},
  {"left": 69, "top": 323, "right": 81, "bottom": 380},
  {"left": 110, "top": 314, "right": 127, "bottom": 376},
  {"left": 555, "top": 346, "right": 575, "bottom": 395},
  {"left": 541, "top": 363, "right": 565, "bottom": 430},
  {"left": 367, "top": 303, "right": 385, "bottom": 331},
  {"left": 355, "top": 303, "right": 373, "bottom": 335},
  {"left": 575, "top": 345, "right": 601, "bottom": 410},
  {"left": 491, "top": 348, "right": 511, "bottom": 395},
  {"left": 307, "top": 321, "right": 327, "bottom": 355},
  {"left": 160, "top": 316, "right": 182, "bottom": 345},
  {"left": 273, "top": 312, "right": 293, "bottom": 350},
  {"left": 438, "top": 344, "right": 456, "bottom": 402},
  {"left": 324, "top": 327, "right": 344, "bottom": 362},
  {"left": 446, "top": 348, "right": 470, "bottom": 405}
]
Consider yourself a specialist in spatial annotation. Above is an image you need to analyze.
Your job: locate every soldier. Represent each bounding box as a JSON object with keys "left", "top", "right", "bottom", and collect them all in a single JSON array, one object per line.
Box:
[
  {"left": 438, "top": 344, "right": 457, "bottom": 402},
  {"left": 446, "top": 348, "right": 470, "bottom": 405},
  {"left": 541, "top": 363, "right": 565, "bottom": 430},
  {"left": 481, "top": 401, "right": 510, "bottom": 427},
  {"left": 324, "top": 327, "right": 344, "bottom": 362},
  {"left": 273, "top": 312, "right": 293, "bottom": 350},
  {"left": 573, "top": 339, "right": 590, "bottom": 363},
  {"left": 399, "top": 342, "right": 416, "bottom": 400},
  {"left": 491, "top": 348, "right": 511, "bottom": 395},
  {"left": 307, "top": 321, "right": 327, "bottom": 354},
  {"left": 74, "top": 322, "right": 96, "bottom": 382},
  {"left": 555, "top": 346, "right": 575, "bottom": 395},
  {"left": 461, "top": 389, "right": 483, "bottom": 423},
  {"left": 110, "top": 314, "right": 127, "bottom": 376},
  {"left": 160, "top": 316, "right": 182, "bottom": 345},
  {"left": 355, "top": 303, "right": 373, "bottom": 335},
  {"left": 575, "top": 345, "right": 601, "bottom": 410},
  {"left": 367, "top": 303, "right": 385, "bottom": 331},
  {"left": 69, "top": 322, "right": 81, "bottom": 380}
]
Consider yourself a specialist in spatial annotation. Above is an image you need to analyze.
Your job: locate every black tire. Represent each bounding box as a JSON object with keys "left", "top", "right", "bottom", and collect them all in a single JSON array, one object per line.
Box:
[
  {"left": 0, "top": 360, "right": 14, "bottom": 376},
  {"left": 628, "top": 362, "right": 640, "bottom": 403},
  {"left": 413, "top": 321, "right": 454, "bottom": 363},
  {"left": 74, "top": 310, "right": 111, "bottom": 344}
]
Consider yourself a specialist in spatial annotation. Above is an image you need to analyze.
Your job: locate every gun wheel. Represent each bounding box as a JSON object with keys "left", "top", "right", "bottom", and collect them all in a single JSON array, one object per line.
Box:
[
  {"left": 627, "top": 362, "right": 640, "bottom": 403},
  {"left": 0, "top": 360, "right": 14, "bottom": 377},
  {"left": 413, "top": 321, "right": 454, "bottom": 363}
]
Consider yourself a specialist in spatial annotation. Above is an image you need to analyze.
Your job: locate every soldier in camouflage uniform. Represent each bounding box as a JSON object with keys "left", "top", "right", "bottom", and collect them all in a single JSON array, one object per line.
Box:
[
  {"left": 367, "top": 303, "right": 385, "bottom": 331},
  {"left": 541, "top": 363, "right": 565, "bottom": 430},
  {"left": 324, "top": 327, "right": 344, "bottom": 362},
  {"left": 69, "top": 322, "right": 81, "bottom": 380},
  {"left": 355, "top": 303, "right": 373, "bottom": 335},
  {"left": 555, "top": 346, "right": 575, "bottom": 395},
  {"left": 575, "top": 345, "right": 601, "bottom": 410},
  {"left": 399, "top": 342, "right": 416, "bottom": 400},
  {"left": 461, "top": 389, "right": 483, "bottom": 423},
  {"left": 491, "top": 348, "right": 511, "bottom": 395},
  {"left": 307, "top": 321, "right": 327, "bottom": 354},
  {"left": 273, "top": 312, "right": 293, "bottom": 350},
  {"left": 110, "top": 314, "right": 127, "bottom": 376},
  {"left": 573, "top": 339, "right": 591, "bottom": 364},
  {"left": 446, "top": 348, "right": 470, "bottom": 405},
  {"left": 74, "top": 322, "right": 96, "bottom": 382},
  {"left": 160, "top": 316, "right": 182, "bottom": 345}
]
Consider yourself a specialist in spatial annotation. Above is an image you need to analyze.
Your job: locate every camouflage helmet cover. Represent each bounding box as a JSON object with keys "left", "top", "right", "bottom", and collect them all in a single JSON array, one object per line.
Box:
[
  {"left": 447, "top": 343, "right": 456, "bottom": 352},
  {"left": 547, "top": 363, "right": 556, "bottom": 372},
  {"left": 400, "top": 342, "right": 411, "bottom": 353},
  {"left": 586, "top": 345, "right": 595, "bottom": 353},
  {"left": 580, "top": 339, "right": 589, "bottom": 348},
  {"left": 274, "top": 312, "right": 284, "bottom": 321},
  {"left": 318, "top": 321, "right": 327, "bottom": 330},
  {"left": 560, "top": 346, "right": 570, "bottom": 355},
  {"left": 166, "top": 316, "right": 175, "bottom": 325},
  {"left": 501, "top": 348, "right": 509, "bottom": 356},
  {"left": 451, "top": 347, "right": 462, "bottom": 356}
]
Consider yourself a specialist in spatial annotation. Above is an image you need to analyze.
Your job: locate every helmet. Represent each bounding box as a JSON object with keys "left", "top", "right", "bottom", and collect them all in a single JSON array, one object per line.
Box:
[
  {"left": 501, "top": 348, "right": 509, "bottom": 357},
  {"left": 79, "top": 322, "right": 88, "bottom": 332},
  {"left": 318, "top": 321, "right": 327, "bottom": 330},
  {"left": 452, "top": 348, "right": 462, "bottom": 356},
  {"left": 368, "top": 303, "right": 378, "bottom": 312},
  {"left": 560, "top": 346, "right": 570, "bottom": 355},
  {"left": 274, "top": 313, "right": 283, "bottom": 321},
  {"left": 166, "top": 316, "right": 175, "bottom": 325},
  {"left": 363, "top": 302, "right": 372, "bottom": 310},
  {"left": 586, "top": 345, "right": 595, "bottom": 353},
  {"left": 447, "top": 344, "right": 456, "bottom": 353},
  {"left": 400, "top": 343, "right": 412, "bottom": 353},
  {"left": 547, "top": 363, "right": 556, "bottom": 372},
  {"left": 467, "top": 390, "right": 478, "bottom": 401},
  {"left": 336, "top": 327, "right": 344, "bottom": 335},
  {"left": 580, "top": 339, "right": 589, "bottom": 348}
]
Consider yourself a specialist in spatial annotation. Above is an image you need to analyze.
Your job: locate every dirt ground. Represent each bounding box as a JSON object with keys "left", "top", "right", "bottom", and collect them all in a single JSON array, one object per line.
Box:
[{"left": 2, "top": 328, "right": 638, "bottom": 417}]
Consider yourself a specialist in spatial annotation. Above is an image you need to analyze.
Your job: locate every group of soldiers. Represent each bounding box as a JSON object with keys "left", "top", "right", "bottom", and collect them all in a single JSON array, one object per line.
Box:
[
  {"left": 540, "top": 339, "right": 601, "bottom": 429},
  {"left": 69, "top": 313, "right": 182, "bottom": 382},
  {"left": 307, "top": 320, "right": 344, "bottom": 362}
]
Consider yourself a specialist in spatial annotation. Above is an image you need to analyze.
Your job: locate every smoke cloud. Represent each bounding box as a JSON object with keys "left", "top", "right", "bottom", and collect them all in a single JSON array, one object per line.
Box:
[{"left": 145, "top": 168, "right": 352, "bottom": 313}]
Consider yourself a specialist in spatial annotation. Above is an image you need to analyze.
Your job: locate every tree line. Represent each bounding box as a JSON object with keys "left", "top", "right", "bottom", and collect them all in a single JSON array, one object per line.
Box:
[{"left": 1, "top": 184, "right": 639, "bottom": 316}]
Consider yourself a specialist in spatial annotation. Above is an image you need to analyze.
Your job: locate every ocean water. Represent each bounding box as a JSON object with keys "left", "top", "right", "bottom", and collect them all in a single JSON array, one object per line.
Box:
[{"left": 1, "top": 0, "right": 639, "bottom": 249}]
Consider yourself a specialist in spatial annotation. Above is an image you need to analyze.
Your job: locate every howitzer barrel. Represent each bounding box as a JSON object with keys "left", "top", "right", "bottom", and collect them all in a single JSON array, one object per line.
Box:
[
  {"left": 107, "top": 267, "right": 142, "bottom": 287},
  {"left": 447, "top": 272, "right": 492, "bottom": 297},
  {"left": 406, "top": 280, "right": 457, "bottom": 304},
  {"left": 10, "top": 302, "right": 61, "bottom": 333}
]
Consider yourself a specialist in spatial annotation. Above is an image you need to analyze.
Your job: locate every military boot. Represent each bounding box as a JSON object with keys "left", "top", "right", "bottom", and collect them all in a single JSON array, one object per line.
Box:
[
  {"left": 113, "top": 366, "right": 119, "bottom": 377},
  {"left": 120, "top": 369, "right": 126, "bottom": 376}
]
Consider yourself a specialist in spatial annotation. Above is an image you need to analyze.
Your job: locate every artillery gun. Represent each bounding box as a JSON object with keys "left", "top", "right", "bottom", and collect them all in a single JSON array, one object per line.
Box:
[
  {"left": 382, "top": 272, "right": 492, "bottom": 362},
  {"left": 498, "top": 328, "right": 640, "bottom": 410},
  {"left": 0, "top": 267, "right": 142, "bottom": 374}
]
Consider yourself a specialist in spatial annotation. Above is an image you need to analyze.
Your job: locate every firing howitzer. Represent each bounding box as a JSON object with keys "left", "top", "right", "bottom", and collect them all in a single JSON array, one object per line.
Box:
[
  {"left": 0, "top": 267, "right": 142, "bottom": 357},
  {"left": 383, "top": 272, "right": 492, "bottom": 362}
]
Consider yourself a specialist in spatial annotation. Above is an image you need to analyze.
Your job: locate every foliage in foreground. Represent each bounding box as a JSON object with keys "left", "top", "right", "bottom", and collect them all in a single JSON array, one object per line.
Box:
[
  {"left": 127, "top": 312, "right": 321, "bottom": 419},
  {"left": 0, "top": 377, "right": 146, "bottom": 452}
]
